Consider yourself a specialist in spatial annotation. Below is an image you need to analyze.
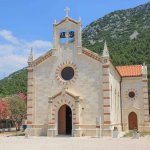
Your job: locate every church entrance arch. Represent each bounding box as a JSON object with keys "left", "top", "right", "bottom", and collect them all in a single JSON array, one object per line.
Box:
[
  {"left": 58, "top": 104, "right": 72, "bottom": 135},
  {"left": 128, "top": 112, "right": 138, "bottom": 130}
]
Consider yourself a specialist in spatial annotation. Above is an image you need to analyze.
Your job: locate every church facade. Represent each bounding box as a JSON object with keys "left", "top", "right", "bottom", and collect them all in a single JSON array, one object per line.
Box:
[{"left": 27, "top": 12, "right": 150, "bottom": 136}]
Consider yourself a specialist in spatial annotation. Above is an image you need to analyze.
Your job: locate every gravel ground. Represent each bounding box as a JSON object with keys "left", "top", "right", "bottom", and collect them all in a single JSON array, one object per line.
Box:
[{"left": 0, "top": 136, "right": 150, "bottom": 150}]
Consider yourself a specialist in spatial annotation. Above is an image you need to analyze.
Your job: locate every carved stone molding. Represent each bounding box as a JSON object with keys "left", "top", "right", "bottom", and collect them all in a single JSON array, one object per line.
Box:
[
  {"left": 125, "top": 88, "right": 138, "bottom": 100},
  {"left": 55, "top": 60, "right": 78, "bottom": 85}
]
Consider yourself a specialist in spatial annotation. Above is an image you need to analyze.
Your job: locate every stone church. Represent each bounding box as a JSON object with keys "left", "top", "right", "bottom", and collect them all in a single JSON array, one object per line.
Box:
[{"left": 27, "top": 9, "right": 150, "bottom": 136}]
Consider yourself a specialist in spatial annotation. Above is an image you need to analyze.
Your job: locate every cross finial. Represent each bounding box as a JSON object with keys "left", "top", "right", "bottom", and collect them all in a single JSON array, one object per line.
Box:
[{"left": 64, "top": 6, "right": 70, "bottom": 17}]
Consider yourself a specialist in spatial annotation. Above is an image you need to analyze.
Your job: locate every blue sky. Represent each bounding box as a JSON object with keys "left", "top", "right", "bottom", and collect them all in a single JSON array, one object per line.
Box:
[{"left": 0, "top": 0, "right": 149, "bottom": 79}]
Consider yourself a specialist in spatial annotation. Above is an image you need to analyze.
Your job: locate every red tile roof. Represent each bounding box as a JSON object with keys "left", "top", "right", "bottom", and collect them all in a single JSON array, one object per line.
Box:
[{"left": 116, "top": 65, "right": 142, "bottom": 77}]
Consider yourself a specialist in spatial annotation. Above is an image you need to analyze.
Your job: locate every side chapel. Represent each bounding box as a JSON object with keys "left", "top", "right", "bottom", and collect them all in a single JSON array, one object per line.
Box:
[{"left": 27, "top": 8, "right": 150, "bottom": 136}]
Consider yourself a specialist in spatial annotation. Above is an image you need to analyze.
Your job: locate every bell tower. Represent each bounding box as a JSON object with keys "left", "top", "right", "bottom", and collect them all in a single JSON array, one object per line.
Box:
[{"left": 53, "top": 7, "right": 82, "bottom": 51}]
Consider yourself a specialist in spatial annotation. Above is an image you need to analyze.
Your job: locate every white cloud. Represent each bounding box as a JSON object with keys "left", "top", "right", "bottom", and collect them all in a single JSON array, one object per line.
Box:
[
  {"left": 0, "top": 29, "right": 52, "bottom": 79},
  {"left": 0, "top": 30, "right": 19, "bottom": 44},
  {"left": 27, "top": 40, "right": 52, "bottom": 50},
  {"left": 0, "top": 45, "right": 16, "bottom": 56},
  {"left": 0, "top": 55, "right": 27, "bottom": 77}
]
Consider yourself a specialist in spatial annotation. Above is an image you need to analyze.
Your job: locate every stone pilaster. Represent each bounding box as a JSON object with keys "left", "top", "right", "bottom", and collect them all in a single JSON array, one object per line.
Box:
[
  {"left": 47, "top": 97, "right": 56, "bottom": 136},
  {"left": 77, "top": 18, "right": 82, "bottom": 48},
  {"left": 48, "top": 97, "right": 54, "bottom": 125},
  {"left": 72, "top": 96, "right": 81, "bottom": 136},
  {"left": 142, "top": 65, "right": 149, "bottom": 124},
  {"left": 27, "top": 66, "right": 34, "bottom": 125},
  {"left": 102, "top": 62, "right": 111, "bottom": 126},
  {"left": 101, "top": 41, "right": 112, "bottom": 135},
  {"left": 53, "top": 23, "right": 57, "bottom": 49},
  {"left": 74, "top": 96, "right": 80, "bottom": 125}
]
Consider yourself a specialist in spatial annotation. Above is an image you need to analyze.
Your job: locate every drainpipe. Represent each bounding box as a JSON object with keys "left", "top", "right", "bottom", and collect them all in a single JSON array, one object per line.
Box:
[{"left": 120, "top": 78, "right": 123, "bottom": 131}]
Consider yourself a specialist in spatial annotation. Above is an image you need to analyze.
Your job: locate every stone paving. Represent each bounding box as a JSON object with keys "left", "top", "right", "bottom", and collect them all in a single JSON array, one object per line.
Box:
[{"left": 0, "top": 136, "right": 150, "bottom": 150}]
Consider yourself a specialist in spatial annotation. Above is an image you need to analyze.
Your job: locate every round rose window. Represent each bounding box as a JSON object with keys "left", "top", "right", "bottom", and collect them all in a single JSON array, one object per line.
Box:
[
  {"left": 128, "top": 91, "right": 135, "bottom": 98},
  {"left": 61, "top": 67, "right": 74, "bottom": 80}
]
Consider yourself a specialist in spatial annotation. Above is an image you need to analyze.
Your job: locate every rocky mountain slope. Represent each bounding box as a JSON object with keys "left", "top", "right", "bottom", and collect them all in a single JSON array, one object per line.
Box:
[{"left": 83, "top": 2, "right": 150, "bottom": 63}]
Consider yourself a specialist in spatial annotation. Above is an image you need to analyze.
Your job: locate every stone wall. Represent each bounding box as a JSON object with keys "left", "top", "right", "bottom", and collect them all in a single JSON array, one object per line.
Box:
[{"left": 121, "top": 76, "right": 149, "bottom": 131}]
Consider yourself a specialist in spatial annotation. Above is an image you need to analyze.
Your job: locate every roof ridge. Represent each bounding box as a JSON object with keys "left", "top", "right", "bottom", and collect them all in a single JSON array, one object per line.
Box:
[
  {"left": 32, "top": 49, "right": 53, "bottom": 66},
  {"left": 116, "top": 64, "right": 142, "bottom": 67},
  {"left": 55, "top": 17, "right": 78, "bottom": 26}
]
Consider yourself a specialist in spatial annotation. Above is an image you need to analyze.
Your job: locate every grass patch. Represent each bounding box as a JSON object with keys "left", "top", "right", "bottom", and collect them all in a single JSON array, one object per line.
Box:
[
  {"left": 0, "top": 130, "right": 25, "bottom": 137},
  {"left": 12, "top": 131, "right": 25, "bottom": 136},
  {"left": 140, "top": 131, "right": 150, "bottom": 137},
  {"left": 123, "top": 132, "right": 132, "bottom": 137},
  {"left": 123, "top": 131, "right": 150, "bottom": 137}
]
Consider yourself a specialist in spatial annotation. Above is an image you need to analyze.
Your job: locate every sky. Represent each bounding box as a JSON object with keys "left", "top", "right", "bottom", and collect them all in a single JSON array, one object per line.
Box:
[{"left": 0, "top": 0, "right": 149, "bottom": 79}]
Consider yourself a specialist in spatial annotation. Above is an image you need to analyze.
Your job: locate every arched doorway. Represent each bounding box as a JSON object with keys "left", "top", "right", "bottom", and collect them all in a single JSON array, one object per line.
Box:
[
  {"left": 58, "top": 104, "right": 72, "bottom": 135},
  {"left": 128, "top": 112, "right": 138, "bottom": 130}
]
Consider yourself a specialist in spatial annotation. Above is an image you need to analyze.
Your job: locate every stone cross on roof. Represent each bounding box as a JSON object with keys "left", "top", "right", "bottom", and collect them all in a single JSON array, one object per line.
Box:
[{"left": 64, "top": 6, "right": 70, "bottom": 17}]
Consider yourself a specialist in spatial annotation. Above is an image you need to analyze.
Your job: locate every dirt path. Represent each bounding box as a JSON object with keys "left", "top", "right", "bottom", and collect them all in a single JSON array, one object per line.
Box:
[{"left": 0, "top": 136, "right": 150, "bottom": 150}]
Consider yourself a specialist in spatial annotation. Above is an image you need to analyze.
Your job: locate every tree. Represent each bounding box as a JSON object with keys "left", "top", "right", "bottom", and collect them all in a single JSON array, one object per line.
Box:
[
  {"left": 6, "top": 95, "right": 26, "bottom": 131},
  {"left": 0, "top": 100, "right": 10, "bottom": 129},
  {"left": 0, "top": 100, "right": 9, "bottom": 120}
]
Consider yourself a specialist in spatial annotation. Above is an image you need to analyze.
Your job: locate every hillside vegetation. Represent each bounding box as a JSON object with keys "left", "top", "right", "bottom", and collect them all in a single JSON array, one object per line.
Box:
[
  {"left": 0, "top": 2, "right": 150, "bottom": 101},
  {"left": 0, "top": 68, "right": 27, "bottom": 97},
  {"left": 82, "top": 2, "right": 150, "bottom": 94}
]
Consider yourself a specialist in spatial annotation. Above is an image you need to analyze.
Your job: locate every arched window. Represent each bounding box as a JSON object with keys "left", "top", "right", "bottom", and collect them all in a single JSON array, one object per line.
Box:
[
  {"left": 60, "top": 30, "right": 67, "bottom": 44},
  {"left": 69, "top": 30, "right": 75, "bottom": 43}
]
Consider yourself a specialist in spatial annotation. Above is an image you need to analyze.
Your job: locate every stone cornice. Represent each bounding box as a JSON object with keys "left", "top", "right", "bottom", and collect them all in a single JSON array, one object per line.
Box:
[
  {"left": 29, "top": 47, "right": 102, "bottom": 68},
  {"left": 54, "top": 17, "right": 79, "bottom": 26},
  {"left": 31, "top": 50, "right": 53, "bottom": 67},
  {"left": 48, "top": 90, "right": 82, "bottom": 102},
  {"left": 82, "top": 47, "right": 101, "bottom": 61}
]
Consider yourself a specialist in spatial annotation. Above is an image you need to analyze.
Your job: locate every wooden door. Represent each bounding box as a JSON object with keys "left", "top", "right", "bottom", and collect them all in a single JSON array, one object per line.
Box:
[
  {"left": 128, "top": 112, "right": 138, "bottom": 130},
  {"left": 58, "top": 105, "right": 66, "bottom": 134}
]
